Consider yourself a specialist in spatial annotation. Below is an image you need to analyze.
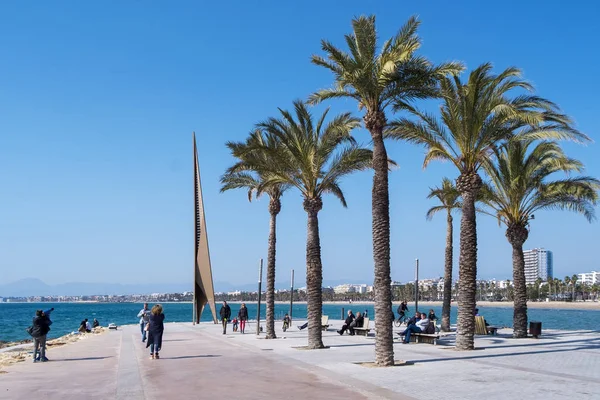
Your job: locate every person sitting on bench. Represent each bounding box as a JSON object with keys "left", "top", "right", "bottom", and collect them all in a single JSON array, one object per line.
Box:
[
  {"left": 348, "top": 312, "right": 364, "bottom": 335},
  {"left": 337, "top": 310, "right": 355, "bottom": 335},
  {"left": 406, "top": 311, "right": 421, "bottom": 327},
  {"left": 402, "top": 313, "right": 430, "bottom": 344}
]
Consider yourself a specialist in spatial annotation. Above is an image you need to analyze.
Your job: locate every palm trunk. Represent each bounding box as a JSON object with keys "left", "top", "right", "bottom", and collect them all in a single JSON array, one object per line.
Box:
[
  {"left": 455, "top": 173, "right": 481, "bottom": 350},
  {"left": 441, "top": 212, "right": 453, "bottom": 332},
  {"left": 506, "top": 224, "right": 528, "bottom": 338},
  {"left": 304, "top": 198, "right": 324, "bottom": 349},
  {"left": 265, "top": 197, "right": 281, "bottom": 339},
  {"left": 366, "top": 111, "right": 394, "bottom": 366}
]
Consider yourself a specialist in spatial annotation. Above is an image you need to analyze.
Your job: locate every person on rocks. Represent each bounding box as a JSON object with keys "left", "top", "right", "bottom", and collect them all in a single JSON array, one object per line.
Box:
[
  {"left": 31, "top": 310, "right": 51, "bottom": 363},
  {"left": 237, "top": 303, "right": 248, "bottom": 334},
  {"left": 93, "top": 318, "right": 100, "bottom": 328},
  {"left": 219, "top": 301, "right": 231, "bottom": 334}
]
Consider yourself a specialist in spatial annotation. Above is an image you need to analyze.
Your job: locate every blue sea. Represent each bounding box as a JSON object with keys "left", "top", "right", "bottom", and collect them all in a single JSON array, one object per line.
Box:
[{"left": 1, "top": 302, "right": 598, "bottom": 343}]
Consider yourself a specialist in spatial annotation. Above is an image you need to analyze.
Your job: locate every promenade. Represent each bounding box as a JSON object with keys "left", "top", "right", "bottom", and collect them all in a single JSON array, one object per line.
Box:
[{"left": 1, "top": 320, "right": 599, "bottom": 399}]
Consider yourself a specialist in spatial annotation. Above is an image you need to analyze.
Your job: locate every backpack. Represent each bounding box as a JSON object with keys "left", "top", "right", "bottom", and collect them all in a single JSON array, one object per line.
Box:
[{"left": 425, "top": 322, "right": 436, "bottom": 334}]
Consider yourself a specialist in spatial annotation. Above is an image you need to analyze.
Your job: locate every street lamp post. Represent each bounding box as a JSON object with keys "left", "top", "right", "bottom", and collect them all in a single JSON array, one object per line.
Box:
[
  {"left": 289, "top": 269, "right": 294, "bottom": 322},
  {"left": 256, "top": 259, "right": 263, "bottom": 335},
  {"left": 415, "top": 258, "right": 419, "bottom": 312}
]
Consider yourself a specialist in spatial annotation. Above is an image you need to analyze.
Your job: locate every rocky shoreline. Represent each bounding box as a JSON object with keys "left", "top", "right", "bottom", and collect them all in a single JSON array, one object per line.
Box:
[{"left": 0, "top": 327, "right": 107, "bottom": 372}]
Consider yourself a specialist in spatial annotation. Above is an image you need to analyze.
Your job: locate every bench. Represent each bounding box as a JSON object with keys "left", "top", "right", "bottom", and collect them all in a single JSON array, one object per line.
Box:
[
  {"left": 353, "top": 317, "right": 371, "bottom": 336},
  {"left": 411, "top": 332, "right": 439, "bottom": 345},
  {"left": 321, "top": 315, "right": 329, "bottom": 331},
  {"left": 475, "top": 316, "right": 499, "bottom": 335}
]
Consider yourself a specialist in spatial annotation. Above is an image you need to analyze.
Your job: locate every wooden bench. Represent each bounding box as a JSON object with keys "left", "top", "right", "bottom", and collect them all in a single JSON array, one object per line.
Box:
[
  {"left": 412, "top": 332, "right": 439, "bottom": 345},
  {"left": 321, "top": 315, "right": 329, "bottom": 331},
  {"left": 475, "top": 316, "right": 499, "bottom": 335},
  {"left": 353, "top": 317, "right": 371, "bottom": 336}
]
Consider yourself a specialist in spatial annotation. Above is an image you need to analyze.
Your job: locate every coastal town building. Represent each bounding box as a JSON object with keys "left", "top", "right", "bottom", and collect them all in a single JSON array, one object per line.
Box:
[
  {"left": 577, "top": 271, "right": 599, "bottom": 285},
  {"left": 523, "top": 248, "right": 553, "bottom": 284}
]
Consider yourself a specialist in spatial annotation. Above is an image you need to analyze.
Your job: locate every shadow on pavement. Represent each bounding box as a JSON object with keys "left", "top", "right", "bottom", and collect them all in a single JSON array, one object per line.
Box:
[{"left": 162, "top": 354, "right": 221, "bottom": 360}]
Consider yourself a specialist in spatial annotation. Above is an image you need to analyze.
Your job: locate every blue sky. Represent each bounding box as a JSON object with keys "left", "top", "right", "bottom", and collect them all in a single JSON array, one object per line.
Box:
[{"left": 1, "top": 1, "right": 599, "bottom": 288}]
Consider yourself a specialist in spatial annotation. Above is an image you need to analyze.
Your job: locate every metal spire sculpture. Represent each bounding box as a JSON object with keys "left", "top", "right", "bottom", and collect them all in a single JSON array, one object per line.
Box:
[{"left": 193, "top": 132, "right": 218, "bottom": 324}]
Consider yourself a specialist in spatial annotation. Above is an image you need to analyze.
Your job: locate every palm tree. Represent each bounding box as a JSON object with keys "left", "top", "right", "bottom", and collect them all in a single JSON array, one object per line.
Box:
[
  {"left": 309, "top": 15, "right": 462, "bottom": 365},
  {"left": 386, "top": 63, "right": 584, "bottom": 349},
  {"left": 221, "top": 130, "right": 290, "bottom": 339},
  {"left": 572, "top": 274, "right": 579, "bottom": 301},
  {"left": 479, "top": 140, "right": 598, "bottom": 337},
  {"left": 564, "top": 276, "right": 571, "bottom": 300},
  {"left": 242, "top": 101, "right": 372, "bottom": 349},
  {"left": 426, "top": 178, "right": 461, "bottom": 332}
]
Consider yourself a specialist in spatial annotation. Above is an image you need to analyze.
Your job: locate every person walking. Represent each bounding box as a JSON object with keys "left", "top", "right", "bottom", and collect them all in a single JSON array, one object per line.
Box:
[
  {"left": 146, "top": 304, "right": 165, "bottom": 359},
  {"left": 237, "top": 303, "right": 248, "bottom": 334},
  {"left": 31, "top": 310, "right": 51, "bottom": 363},
  {"left": 137, "top": 303, "right": 150, "bottom": 342},
  {"left": 219, "top": 301, "right": 231, "bottom": 334}
]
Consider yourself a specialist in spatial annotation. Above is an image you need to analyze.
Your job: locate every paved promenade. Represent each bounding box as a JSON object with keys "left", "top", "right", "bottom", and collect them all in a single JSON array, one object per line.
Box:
[{"left": 1, "top": 320, "right": 599, "bottom": 399}]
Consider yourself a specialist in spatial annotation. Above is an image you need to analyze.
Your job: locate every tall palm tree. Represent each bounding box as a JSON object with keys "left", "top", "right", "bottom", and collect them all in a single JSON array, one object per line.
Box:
[
  {"left": 564, "top": 276, "right": 571, "bottom": 300},
  {"left": 426, "top": 178, "right": 461, "bottom": 332},
  {"left": 572, "top": 274, "right": 579, "bottom": 301},
  {"left": 221, "top": 130, "right": 289, "bottom": 339},
  {"left": 479, "top": 140, "right": 598, "bottom": 337},
  {"left": 386, "top": 63, "right": 584, "bottom": 349},
  {"left": 241, "top": 101, "right": 372, "bottom": 349},
  {"left": 309, "top": 15, "right": 461, "bottom": 365}
]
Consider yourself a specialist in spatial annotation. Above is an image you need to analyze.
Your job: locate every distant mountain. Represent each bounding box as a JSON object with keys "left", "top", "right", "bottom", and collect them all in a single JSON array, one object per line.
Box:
[
  {"left": 0, "top": 279, "right": 191, "bottom": 297},
  {"left": 0, "top": 277, "right": 372, "bottom": 297}
]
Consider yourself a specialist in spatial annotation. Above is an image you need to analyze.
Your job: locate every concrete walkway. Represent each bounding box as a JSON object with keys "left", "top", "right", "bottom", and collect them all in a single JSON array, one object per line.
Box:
[
  {"left": 0, "top": 324, "right": 371, "bottom": 400},
  {"left": 1, "top": 320, "right": 599, "bottom": 399}
]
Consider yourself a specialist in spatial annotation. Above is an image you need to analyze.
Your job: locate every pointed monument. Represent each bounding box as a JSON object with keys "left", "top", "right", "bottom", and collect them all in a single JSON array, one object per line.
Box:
[{"left": 193, "top": 132, "right": 218, "bottom": 324}]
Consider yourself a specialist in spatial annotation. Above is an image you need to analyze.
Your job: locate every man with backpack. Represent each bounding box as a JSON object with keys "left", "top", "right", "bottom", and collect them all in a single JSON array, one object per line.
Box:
[{"left": 30, "top": 310, "right": 51, "bottom": 362}]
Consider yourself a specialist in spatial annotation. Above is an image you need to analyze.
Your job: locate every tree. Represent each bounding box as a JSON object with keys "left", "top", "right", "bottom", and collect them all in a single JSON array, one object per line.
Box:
[
  {"left": 245, "top": 101, "right": 372, "bottom": 349},
  {"left": 572, "top": 274, "right": 579, "bottom": 301},
  {"left": 386, "top": 63, "right": 582, "bottom": 349},
  {"left": 479, "top": 140, "right": 598, "bottom": 336},
  {"left": 426, "top": 178, "right": 461, "bottom": 332},
  {"left": 221, "top": 130, "right": 290, "bottom": 339},
  {"left": 309, "top": 14, "right": 461, "bottom": 365}
]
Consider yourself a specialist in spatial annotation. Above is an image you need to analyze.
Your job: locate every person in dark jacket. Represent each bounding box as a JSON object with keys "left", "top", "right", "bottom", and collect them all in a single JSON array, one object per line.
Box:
[
  {"left": 337, "top": 310, "right": 355, "bottom": 335},
  {"left": 146, "top": 304, "right": 165, "bottom": 359},
  {"left": 31, "top": 310, "right": 51, "bottom": 362},
  {"left": 237, "top": 303, "right": 248, "bottom": 334},
  {"left": 349, "top": 312, "right": 364, "bottom": 335},
  {"left": 219, "top": 301, "right": 231, "bottom": 334}
]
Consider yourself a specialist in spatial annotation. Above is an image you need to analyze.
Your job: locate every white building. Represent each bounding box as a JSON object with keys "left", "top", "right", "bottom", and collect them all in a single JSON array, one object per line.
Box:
[
  {"left": 577, "top": 271, "right": 599, "bottom": 285},
  {"left": 523, "top": 248, "right": 553, "bottom": 284}
]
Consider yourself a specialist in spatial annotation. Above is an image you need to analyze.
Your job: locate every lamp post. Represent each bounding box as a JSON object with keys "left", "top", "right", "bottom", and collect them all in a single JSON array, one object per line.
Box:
[
  {"left": 256, "top": 259, "right": 263, "bottom": 335},
  {"left": 415, "top": 258, "right": 419, "bottom": 312},
  {"left": 289, "top": 269, "right": 294, "bottom": 322}
]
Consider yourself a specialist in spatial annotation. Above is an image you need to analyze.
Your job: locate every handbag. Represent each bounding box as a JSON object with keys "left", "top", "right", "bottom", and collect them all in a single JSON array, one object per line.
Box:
[{"left": 26, "top": 326, "right": 34, "bottom": 337}]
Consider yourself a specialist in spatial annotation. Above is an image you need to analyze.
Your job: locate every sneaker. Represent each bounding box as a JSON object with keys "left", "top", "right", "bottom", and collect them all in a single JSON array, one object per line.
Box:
[
  {"left": 150, "top": 354, "right": 154, "bottom": 359},
  {"left": 41, "top": 357, "right": 49, "bottom": 362},
  {"left": 154, "top": 353, "right": 159, "bottom": 359},
  {"left": 337, "top": 330, "right": 342, "bottom": 335},
  {"left": 297, "top": 326, "right": 302, "bottom": 330}
]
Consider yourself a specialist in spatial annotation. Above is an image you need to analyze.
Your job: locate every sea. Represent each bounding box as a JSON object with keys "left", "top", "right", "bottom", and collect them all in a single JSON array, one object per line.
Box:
[{"left": 1, "top": 302, "right": 598, "bottom": 343}]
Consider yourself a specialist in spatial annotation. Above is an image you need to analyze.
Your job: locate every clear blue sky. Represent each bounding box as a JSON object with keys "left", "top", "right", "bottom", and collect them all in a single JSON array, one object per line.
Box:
[{"left": 1, "top": 1, "right": 599, "bottom": 287}]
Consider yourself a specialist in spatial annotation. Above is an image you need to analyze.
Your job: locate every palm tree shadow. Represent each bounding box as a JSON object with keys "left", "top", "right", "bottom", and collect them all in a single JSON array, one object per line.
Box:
[
  {"left": 161, "top": 355, "right": 221, "bottom": 360},
  {"left": 410, "top": 343, "right": 600, "bottom": 365}
]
